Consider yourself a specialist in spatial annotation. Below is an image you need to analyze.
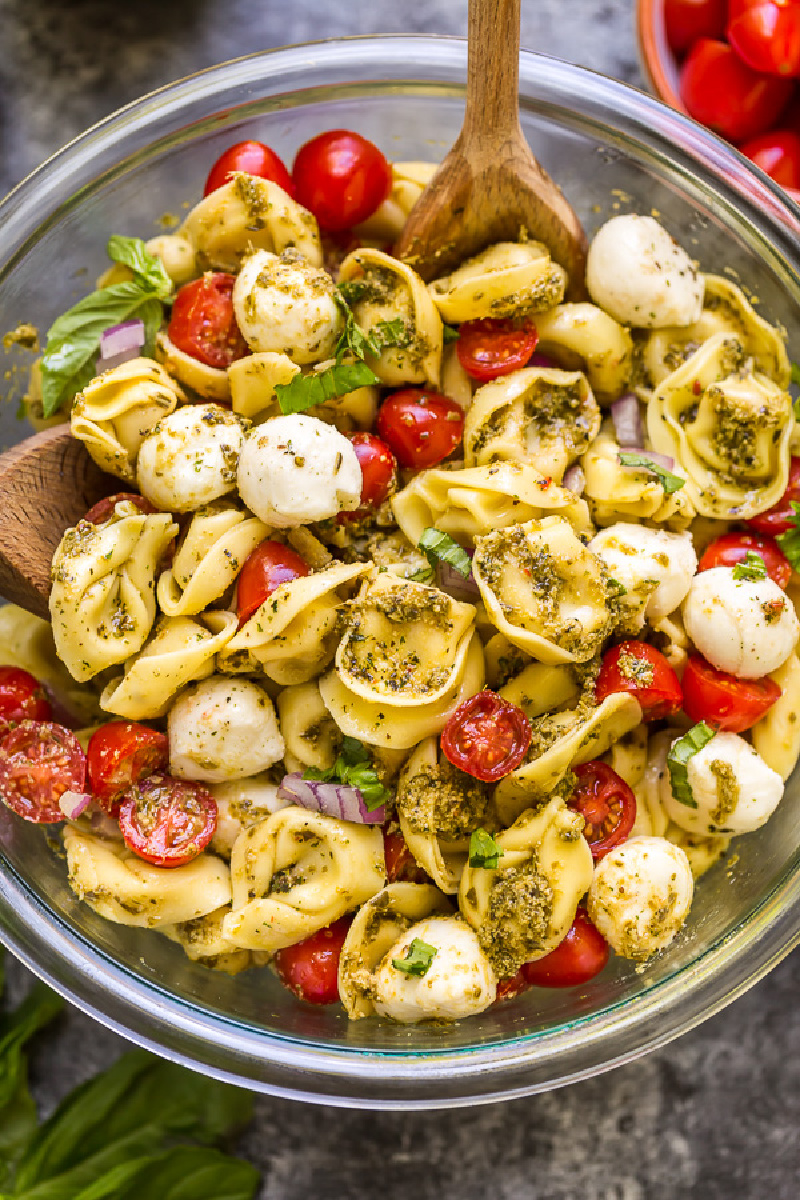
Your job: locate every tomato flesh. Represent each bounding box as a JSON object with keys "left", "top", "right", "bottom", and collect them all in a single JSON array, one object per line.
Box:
[
  {"left": 292, "top": 130, "right": 392, "bottom": 232},
  {"left": 118, "top": 774, "right": 217, "bottom": 868},
  {"left": 337, "top": 432, "right": 397, "bottom": 524},
  {"left": 698, "top": 531, "right": 792, "bottom": 588},
  {"left": 274, "top": 916, "right": 352, "bottom": 1005},
  {"left": 83, "top": 493, "right": 158, "bottom": 526},
  {"left": 167, "top": 273, "right": 249, "bottom": 370},
  {"left": 441, "top": 690, "right": 531, "bottom": 783},
  {"left": 87, "top": 722, "right": 169, "bottom": 816},
  {"left": 0, "top": 667, "right": 51, "bottom": 728},
  {"left": 455, "top": 317, "right": 539, "bottom": 382},
  {"left": 682, "top": 653, "right": 781, "bottom": 731},
  {"left": 747, "top": 456, "right": 800, "bottom": 535},
  {"left": 665, "top": 0, "right": 727, "bottom": 54},
  {"left": 0, "top": 721, "right": 86, "bottom": 824},
  {"left": 568, "top": 760, "right": 637, "bottom": 860},
  {"left": 383, "top": 822, "right": 428, "bottom": 884},
  {"left": 236, "top": 540, "right": 310, "bottom": 627},
  {"left": 594, "top": 641, "right": 683, "bottom": 722},
  {"left": 376, "top": 389, "right": 464, "bottom": 470},
  {"left": 203, "top": 140, "right": 294, "bottom": 198},
  {"left": 728, "top": 1, "right": 800, "bottom": 77},
  {"left": 521, "top": 910, "right": 610, "bottom": 988},
  {"left": 740, "top": 129, "right": 800, "bottom": 189},
  {"left": 679, "top": 39, "right": 794, "bottom": 142},
  {"left": 494, "top": 970, "right": 531, "bottom": 1002}
]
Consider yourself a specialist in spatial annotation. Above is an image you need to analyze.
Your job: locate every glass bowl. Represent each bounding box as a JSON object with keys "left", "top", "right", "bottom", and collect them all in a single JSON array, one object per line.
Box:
[{"left": 1, "top": 36, "right": 800, "bottom": 1109}]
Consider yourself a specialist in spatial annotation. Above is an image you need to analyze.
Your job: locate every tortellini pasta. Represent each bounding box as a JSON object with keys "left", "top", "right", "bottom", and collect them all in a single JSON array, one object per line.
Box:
[
  {"left": 154, "top": 331, "right": 232, "bottom": 402},
  {"left": 352, "top": 161, "right": 437, "bottom": 242},
  {"left": 0, "top": 605, "right": 104, "bottom": 725},
  {"left": 157, "top": 501, "right": 268, "bottom": 617},
  {"left": 428, "top": 241, "right": 566, "bottom": 323},
  {"left": 533, "top": 303, "right": 634, "bottom": 401},
  {"left": 582, "top": 428, "right": 696, "bottom": 529},
  {"left": 161, "top": 907, "right": 251, "bottom": 976},
  {"left": 209, "top": 776, "right": 290, "bottom": 858},
  {"left": 276, "top": 680, "right": 339, "bottom": 774}
]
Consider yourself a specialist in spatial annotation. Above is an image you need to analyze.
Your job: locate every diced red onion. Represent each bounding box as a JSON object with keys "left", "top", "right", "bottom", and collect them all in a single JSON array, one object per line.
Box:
[
  {"left": 59, "top": 790, "right": 92, "bottom": 820},
  {"left": 611, "top": 392, "right": 644, "bottom": 448},
  {"left": 277, "top": 772, "right": 386, "bottom": 825},
  {"left": 436, "top": 559, "right": 480, "bottom": 602},
  {"left": 620, "top": 448, "right": 675, "bottom": 471},
  {"left": 97, "top": 319, "right": 145, "bottom": 373},
  {"left": 562, "top": 464, "right": 585, "bottom": 495},
  {"left": 529, "top": 352, "right": 557, "bottom": 369}
]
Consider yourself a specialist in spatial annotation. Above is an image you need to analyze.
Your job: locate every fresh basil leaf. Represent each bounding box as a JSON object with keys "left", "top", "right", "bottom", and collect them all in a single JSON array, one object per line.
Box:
[
  {"left": 304, "top": 738, "right": 390, "bottom": 810},
  {"left": 793, "top": 394, "right": 800, "bottom": 421},
  {"left": 275, "top": 360, "right": 379, "bottom": 415},
  {"left": 336, "top": 279, "right": 373, "bottom": 305},
  {"left": 333, "top": 291, "right": 382, "bottom": 361},
  {"left": 338, "top": 736, "right": 371, "bottom": 767},
  {"left": 137, "top": 297, "right": 164, "bottom": 359},
  {"left": 792, "top": 361, "right": 800, "bottom": 387},
  {"left": 372, "top": 318, "right": 410, "bottom": 349},
  {"left": 418, "top": 528, "right": 472, "bottom": 579},
  {"left": 303, "top": 764, "right": 337, "bottom": 783},
  {"left": 407, "top": 566, "right": 435, "bottom": 583},
  {"left": 0, "top": 1069, "right": 38, "bottom": 1188},
  {"left": 606, "top": 577, "right": 627, "bottom": 596},
  {"left": 341, "top": 764, "right": 389, "bottom": 810},
  {"left": 468, "top": 828, "right": 504, "bottom": 869},
  {"left": 776, "top": 501, "right": 800, "bottom": 571},
  {"left": 105, "top": 236, "right": 172, "bottom": 298},
  {"left": 111, "top": 1146, "right": 260, "bottom": 1200},
  {"left": 392, "top": 938, "right": 438, "bottom": 977},
  {"left": 0, "top": 981, "right": 62, "bottom": 1186},
  {"left": 732, "top": 551, "right": 767, "bottom": 581},
  {"left": 666, "top": 721, "right": 715, "bottom": 809},
  {"left": 442, "top": 323, "right": 460, "bottom": 344},
  {"left": 618, "top": 451, "right": 685, "bottom": 496}
]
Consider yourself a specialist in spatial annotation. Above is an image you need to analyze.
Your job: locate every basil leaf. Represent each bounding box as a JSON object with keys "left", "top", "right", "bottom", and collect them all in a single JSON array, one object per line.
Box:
[
  {"left": 407, "top": 565, "right": 435, "bottom": 584},
  {"left": 338, "top": 736, "right": 371, "bottom": 767},
  {"left": 666, "top": 721, "right": 715, "bottom": 809},
  {"left": 304, "top": 738, "right": 390, "bottom": 810},
  {"left": 110, "top": 1146, "right": 260, "bottom": 1200},
  {"left": 392, "top": 938, "right": 438, "bottom": 977},
  {"left": 732, "top": 551, "right": 767, "bottom": 581},
  {"left": 0, "top": 981, "right": 62, "bottom": 1184},
  {"left": 468, "top": 828, "right": 504, "bottom": 869},
  {"left": 372, "top": 317, "right": 411, "bottom": 349},
  {"left": 105, "top": 236, "right": 172, "bottom": 298},
  {"left": 776, "top": 501, "right": 800, "bottom": 571},
  {"left": 336, "top": 279, "right": 373, "bottom": 305},
  {"left": 793, "top": 394, "right": 800, "bottom": 421},
  {"left": 275, "top": 360, "right": 379, "bottom": 415},
  {"left": 607, "top": 577, "right": 627, "bottom": 596},
  {"left": 442, "top": 323, "right": 460, "bottom": 344},
  {"left": 418, "top": 528, "right": 472, "bottom": 579},
  {"left": 792, "top": 361, "right": 800, "bottom": 387},
  {"left": 618, "top": 451, "right": 685, "bottom": 496}
]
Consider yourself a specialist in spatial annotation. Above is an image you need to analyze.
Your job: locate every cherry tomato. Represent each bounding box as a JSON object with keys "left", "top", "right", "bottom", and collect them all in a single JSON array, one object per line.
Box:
[
  {"left": 494, "top": 971, "right": 531, "bottom": 1002},
  {"left": 740, "top": 129, "right": 800, "bottom": 188},
  {"left": 291, "top": 130, "right": 392, "bottom": 232},
  {"left": 664, "top": 0, "right": 727, "bottom": 54},
  {"left": 0, "top": 721, "right": 86, "bottom": 824},
  {"left": 274, "top": 916, "right": 352, "bottom": 1005},
  {"left": 118, "top": 774, "right": 216, "bottom": 867},
  {"left": 82, "top": 493, "right": 158, "bottom": 526},
  {"left": 441, "top": 691, "right": 531, "bottom": 783},
  {"left": 376, "top": 389, "right": 464, "bottom": 470},
  {"left": 728, "top": 0, "right": 800, "bottom": 77},
  {"left": 167, "top": 273, "right": 249, "bottom": 370},
  {"left": 747, "top": 456, "right": 800, "bottom": 534},
  {"left": 203, "top": 140, "right": 294, "bottom": 198},
  {"left": 698, "top": 531, "right": 792, "bottom": 588},
  {"left": 682, "top": 653, "right": 781, "bottom": 731},
  {"left": 337, "top": 432, "right": 397, "bottom": 524},
  {"left": 521, "top": 910, "right": 610, "bottom": 988},
  {"left": 455, "top": 317, "right": 539, "bottom": 382},
  {"left": 0, "top": 667, "right": 51, "bottom": 728},
  {"left": 383, "top": 822, "right": 428, "bottom": 884},
  {"left": 679, "top": 39, "right": 794, "bottom": 143},
  {"left": 594, "top": 641, "right": 683, "bottom": 722},
  {"left": 86, "top": 722, "right": 169, "bottom": 816},
  {"left": 235, "top": 540, "right": 310, "bottom": 627},
  {"left": 568, "top": 761, "right": 637, "bottom": 861}
]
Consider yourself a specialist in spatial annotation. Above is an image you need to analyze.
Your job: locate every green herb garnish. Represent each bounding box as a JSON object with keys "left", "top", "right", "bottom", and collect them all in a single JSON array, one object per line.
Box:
[
  {"left": 732, "top": 551, "right": 767, "bottom": 581},
  {"left": 607, "top": 577, "right": 628, "bottom": 595},
  {"left": 372, "top": 317, "right": 411, "bottom": 349},
  {"left": 442, "top": 323, "right": 460, "bottom": 344},
  {"left": 791, "top": 360, "right": 800, "bottom": 387},
  {"left": 618, "top": 451, "right": 685, "bottom": 496},
  {"left": 776, "top": 501, "right": 800, "bottom": 571},
  {"left": 666, "top": 721, "right": 715, "bottom": 809},
  {"left": 468, "top": 828, "right": 504, "bottom": 869},
  {"left": 407, "top": 565, "right": 435, "bottom": 584},
  {"left": 392, "top": 938, "right": 438, "bottom": 977},
  {"left": 417, "top": 527, "right": 472, "bottom": 579},
  {"left": 304, "top": 735, "right": 389, "bottom": 811}
]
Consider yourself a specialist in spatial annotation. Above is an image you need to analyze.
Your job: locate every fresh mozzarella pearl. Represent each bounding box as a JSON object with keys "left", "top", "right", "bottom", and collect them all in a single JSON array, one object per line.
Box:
[
  {"left": 590, "top": 523, "right": 697, "bottom": 625},
  {"left": 682, "top": 567, "right": 799, "bottom": 679},
  {"left": 137, "top": 403, "right": 247, "bottom": 512},
  {"left": 660, "top": 730, "right": 783, "bottom": 836},
  {"left": 374, "top": 917, "right": 496, "bottom": 1024},
  {"left": 586, "top": 215, "right": 704, "bottom": 328},
  {"left": 209, "top": 776, "right": 291, "bottom": 858},
  {"left": 587, "top": 836, "right": 694, "bottom": 959},
  {"left": 237, "top": 413, "right": 362, "bottom": 527},
  {"left": 168, "top": 677, "right": 285, "bottom": 783},
  {"left": 232, "top": 248, "right": 343, "bottom": 364}
]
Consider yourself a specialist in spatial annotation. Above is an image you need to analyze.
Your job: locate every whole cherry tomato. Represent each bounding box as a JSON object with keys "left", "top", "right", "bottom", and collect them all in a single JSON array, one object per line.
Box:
[
  {"left": 167, "top": 273, "right": 250, "bottom": 370},
  {"left": 383, "top": 822, "right": 428, "bottom": 884},
  {"left": 740, "top": 129, "right": 800, "bottom": 188},
  {"left": 337, "top": 432, "right": 396, "bottom": 523},
  {"left": 679, "top": 39, "right": 794, "bottom": 142},
  {"left": 0, "top": 721, "right": 86, "bottom": 824},
  {"left": 682, "top": 653, "right": 781, "bottom": 731},
  {"left": 698, "top": 531, "right": 792, "bottom": 588},
  {"left": 664, "top": 0, "right": 727, "bottom": 54},
  {"left": 274, "top": 916, "right": 352, "bottom": 1005},
  {"left": 494, "top": 970, "right": 531, "bottom": 1002},
  {"left": 521, "top": 910, "right": 610, "bottom": 988},
  {"left": 0, "top": 667, "right": 51, "bottom": 727},
  {"left": 82, "top": 493, "right": 157, "bottom": 526},
  {"left": 441, "top": 691, "right": 531, "bottom": 783},
  {"left": 118, "top": 774, "right": 217, "bottom": 868},
  {"left": 455, "top": 317, "right": 539, "bottom": 382},
  {"left": 86, "top": 722, "right": 169, "bottom": 816},
  {"left": 568, "top": 761, "right": 637, "bottom": 861},
  {"left": 235, "top": 540, "right": 310, "bottom": 627},
  {"left": 747, "top": 455, "right": 800, "bottom": 534},
  {"left": 594, "top": 641, "right": 683, "bottom": 722},
  {"left": 728, "top": 0, "right": 800, "bottom": 77},
  {"left": 203, "top": 140, "right": 294, "bottom": 198},
  {"left": 291, "top": 130, "right": 392, "bottom": 232},
  {"left": 376, "top": 389, "right": 464, "bottom": 470}
]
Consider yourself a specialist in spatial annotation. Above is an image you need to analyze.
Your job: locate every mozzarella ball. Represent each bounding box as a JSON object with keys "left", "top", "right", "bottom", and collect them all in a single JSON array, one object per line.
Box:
[
  {"left": 168, "top": 677, "right": 285, "bottom": 783},
  {"left": 237, "top": 413, "right": 362, "bottom": 526},
  {"left": 590, "top": 523, "right": 697, "bottom": 625},
  {"left": 209, "top": 776, "right": 291, "bottom": 857},
  {"left": 374, "top": 917, "right": 496, "bottom": 1024},
  {"left": 232, "top": 248, "right": 343, "bottom": 364},
  {"left": 137, "top": 404, "right": 247, "bottom": 512},
  {"left": 587, "top": 836, "right": 694, "bottom": 959},
  {"left": 586, "top": 215, "right": 704, "bottom": 328},
  {"left": 660, "top": 730, "right": 783, "bottom": 836},
  {"left": 682, "top": 567, "right": 799, "bottom": 679}
]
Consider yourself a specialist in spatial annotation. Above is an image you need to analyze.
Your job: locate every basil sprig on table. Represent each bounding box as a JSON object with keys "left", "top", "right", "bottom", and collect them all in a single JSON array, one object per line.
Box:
[
  {"left": 666, "top": 721, "right": 716, "bottom": 810},
  {"left": 409, "top": 528, "right": 472, "bottom": 584},
  {"left": 304, "top": 735, "right": 390, "bottom": 811},
  {"left": 617, "top": 451, "right": 685, "bottom": 496},
  {"left": 732, "top": 551, "right": 767, "bottom": 581},
  {"left": 392, "top": 938, "right": 438, "bottom": 977},
  {"left": 777, "top": 502, "right": 800, "bottom": 571},
  {"left": 468, "top": 828, "right": 504, "bottom": 870},
  {"left": 39, "top": 235, "right": 174, "bottom": 419}
]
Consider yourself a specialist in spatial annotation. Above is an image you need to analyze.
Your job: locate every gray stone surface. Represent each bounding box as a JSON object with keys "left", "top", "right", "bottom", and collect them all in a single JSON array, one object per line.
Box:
[{"left": 0, "top": 1, "right": 798, "bottom": 1196}]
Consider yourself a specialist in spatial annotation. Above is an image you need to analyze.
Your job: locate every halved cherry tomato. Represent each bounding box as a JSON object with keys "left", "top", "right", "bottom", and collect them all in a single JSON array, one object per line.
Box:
[
  {"left": 337, "top": 432, "right": 397, "bottom": 524},
  {"left": 568, "top": 761, "right": 636, "bottom": 861},
  {"left": 521, "top": 910, "right": 610, "bottom": 988},
  {"left": 740, "top": 129, "right": 800, "bottom": 189},
  {"left": 664, "top": 0, "right": 727, "bottom": 54},
  {"left": 291, "top": 130, "right": 392, "bottom": 232},
  {"left": 698, "top": 531, "right": 792, "bottom": 588},
  {"left": 83, "top": 493, "right": 158, "bottom": 526},
  {"left": 747, "top": 456, "right": 800, "bottom": 535},
  {"left": 728, "top": 0, "right": 800, "bottom": 77},
  {"left": 167, "top": 273, "right": 249, "bottom": 370},
  {"left": 682, "top": 653, "right": 781, "bottom": 731},
  {"left": 235, "top": 540, "right": 310, "bottom": 627},
  {"left": 203, "top": 140, "right": 294, "bottom": 198},
  {"left": 118, "top": 774, "right": 216, "bottom": 867},
  {"left": 383, "top": 822, "right": 428, "bottom": 884},
  {"left": 0, "top": 721, "right": 86, "bottom": 824},
  {"left": 594, "top": 641, "right": 683, "bottom": 722},
  {"left": 679, "top": 39, "right": 794, "bottom": 142},
  {"left": 376, "top": 389, "right": 464, "bottom": 470},
  {"left": 274, "top": 915, "right": 352, "bottom": 1005},
  {"left": 455, "top": 317, "right": 539, "bottom": 382},
  {"left": 0, "top": 667, "right": 51, "bottom": 727},
  {"left": 441, "top": 691, "right": 531, "bottom": 783},
  {"left": 87, "top": 722, "right": 169, "bottom": 816}
]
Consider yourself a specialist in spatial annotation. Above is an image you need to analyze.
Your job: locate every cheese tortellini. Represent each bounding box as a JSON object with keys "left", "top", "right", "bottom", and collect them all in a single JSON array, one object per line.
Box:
[{"left": 428, "top": 241, "right": 566, "bottom": 322}]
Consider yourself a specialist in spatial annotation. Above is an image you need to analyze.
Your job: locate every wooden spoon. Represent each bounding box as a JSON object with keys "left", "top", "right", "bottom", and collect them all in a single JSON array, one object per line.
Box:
[{"left": 394, "top": 0, "right": 588, "bottom": 289}]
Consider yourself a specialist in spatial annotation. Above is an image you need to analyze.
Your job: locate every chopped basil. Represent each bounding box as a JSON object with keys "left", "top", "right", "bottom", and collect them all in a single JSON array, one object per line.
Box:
[
  {"left": 336, "top": 278, "right": 372, "bottom": 305},
  {"left": 793, "top": 394, "right": 800, "bottom": 421},
  {"left": 468, "top": 828, "right": 504, "bottom": 869},
  {"left": 732, "top": 551, "right": 767, "bottom": 581},
  {"left": 275, "top": 290, "right": 381, "bottom": 414},
  {"left": 607, "top": 577, "right": 627, "bottom": 595},
  {"left": 618, "top": 451, "right": 685, "bottom": 496},
  {"left": 417, "top": 527, "right": 472, "bottom": 579},
  {"left": 372, "top": 317, "right": 411, "bottom": 348},
  {"left": 392, "top": 938, "right": 438, "bottom": 977},
  {"left": 666, "top": 721, "right": 715, "bottom": 809},
  {"left": 776, "top": 501, "right": 800, "bottom": 572},
  {"left": 442, "top": 323, "right": 460, "bottom": 344},
  {"left": 304, "top": 735, "right": 389, "bottom": 811},
  {"left": 791, "top": 361, "right": 800, "bottom": 387},
  {"left": 407, "top": 565, "right": 435, "bottom": 584}
]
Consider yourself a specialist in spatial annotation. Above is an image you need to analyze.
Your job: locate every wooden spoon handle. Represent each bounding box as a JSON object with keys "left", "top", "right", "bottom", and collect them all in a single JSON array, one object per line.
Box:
[{"left": 463, "top": 0, "right": 522, "bottom": 146}]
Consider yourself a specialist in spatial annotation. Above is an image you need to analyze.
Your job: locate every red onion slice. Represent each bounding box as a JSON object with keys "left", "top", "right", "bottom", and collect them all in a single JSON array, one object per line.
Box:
[
  {"left": 277, "top": 772, "right": 386, "bottom": 824},
  {"left": 619, "top": 449, "right": 675, "bottom": 471},
  {"left": 436, "top": 559, "right": 480, "bottom": 602},
  {"left": 529, "top": 352, "right": 558, "bottom": 369},
  {"left": 97, "top": 319, "right": 146, "bottom": 373},
  {"left": 562, "top": 464, "right": 585, "bottom": 495},
  {"left": 59, "top": 790, "right": 92, "bottom": 820},
  {"left": 611, "top": 392, "right": 644, "bottom": 448}
]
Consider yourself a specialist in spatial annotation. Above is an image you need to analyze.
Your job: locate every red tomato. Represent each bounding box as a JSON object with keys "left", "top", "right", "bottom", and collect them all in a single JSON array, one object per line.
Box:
[
  {"left": 698, "top": 531, "right": 792, "bottom": 588},
  {"left": 376, "top": 389, "right": 464, "bottom": 470},
  {"left": 728, "top": 0, "right": 800, "bottom": 77},
  {"left": 274, "top": 916, "right": 352, "bottom": 1005},
  {"left": 682, "top": 653, "right": 781, "bottom": 731},
  {"left": 568, "top": 761, "right": 637, "bottom": 861},
  {"left": 679, "top": 39, "right": 794, "bottom": 142},
  {"left": 167, "top": 273, "right": 249, "bottom": 370},
  {"left": 0, "top": 721, "right": 86, "bottom": 824},
  {"left": 203, "top": 140, "right": 294, "bottom": 198},
  {"left": 455, "top": 318, "right": 539, "bottom": 382},
  {"left": 337, "top": 432, "right": 397, "bottom": 524},
  {"left": 0, "top": 667, "right": 51, "bottom": 727},
  {"left": 747, "top": 456, "right": 800, "bottom": 534},
  {"left": 494, "top": 971, "right": 531, "bottom": 1002},
  {"left": 740, "top": 129, "right": 800, "bottom": 188},
  {"left": 83, "top": 493, "right": 158, "bottom": 525},
  {"left": 291, "top": 130, "right": 392, "bottom": 232},
  {"left": 383, "top": 823, "right": 428, "bottom": 883},
  {"left": 118, "top": 774, "right": 216, "bottom": 868},
  {"left": 594, "top": 641, "right": 683, "bottom": 722},
  {"left": 86, "top": 722, "right": 169, "bottom": 816},
  {"left": 664, "top": 0, "right": 727, "bottom": 54},
  {"left": 441, "top": 691, "right": 531, "bottom": 783},
  {"left": 235, "top": 540, "right": 310, "bottom": 627},
  {"left": 521, "top": 910, "right": 610, "bottom": 988}
]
